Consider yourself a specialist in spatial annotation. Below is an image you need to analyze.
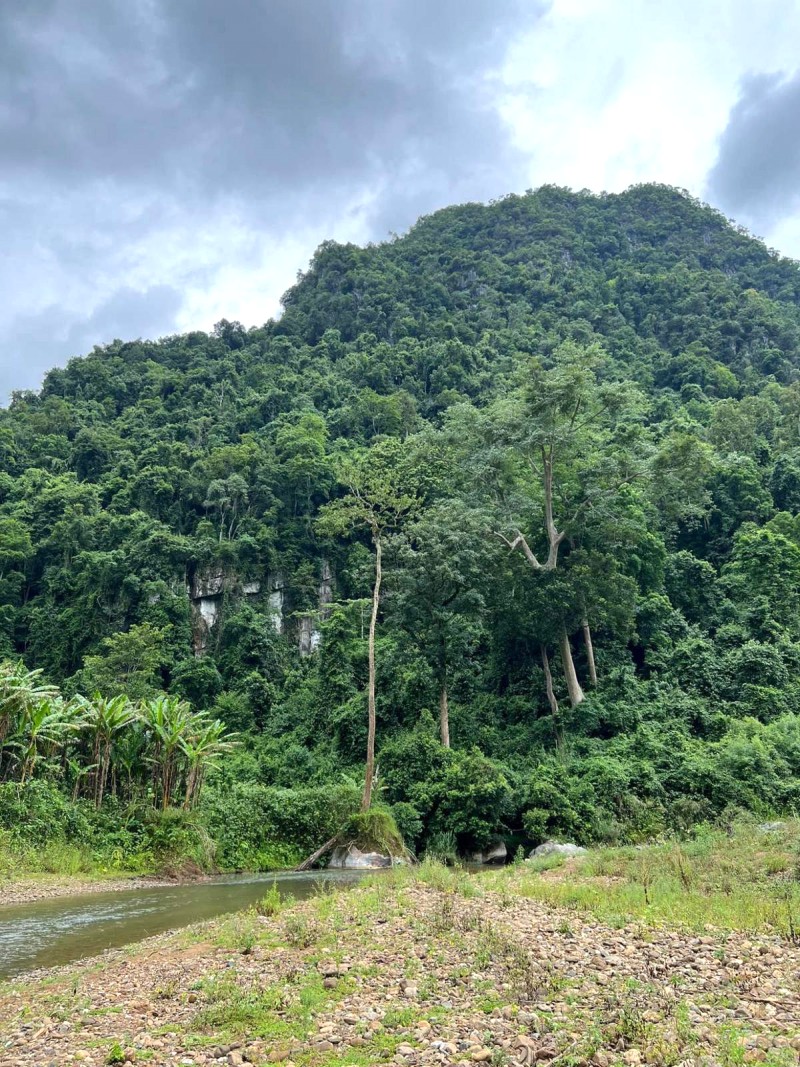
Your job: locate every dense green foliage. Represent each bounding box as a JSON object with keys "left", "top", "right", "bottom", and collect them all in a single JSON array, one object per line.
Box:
[
  {"left": 0, "top": 661, "right": 236, "bottom": 808},
  {"left": 4, "top": 183, "right": 800, "bottom": 864}
]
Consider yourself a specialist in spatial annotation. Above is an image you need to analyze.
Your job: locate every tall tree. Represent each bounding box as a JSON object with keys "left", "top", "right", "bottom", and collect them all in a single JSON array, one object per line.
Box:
[
  {"left": 392, "top": 501, "right": 491, "bottom": 747},
  {"left": 459, "top": 342, "right": 647, "bottom": 705},
  {"left": 317, "top": 438, "right": 419, "bottom": 809}
]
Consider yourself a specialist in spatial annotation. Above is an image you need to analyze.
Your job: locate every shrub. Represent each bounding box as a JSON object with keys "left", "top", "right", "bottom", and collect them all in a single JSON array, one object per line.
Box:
[
  {"left": 0, "top": 781, "right": 92, "bottom": 845},
  {"left": 200, "top": 781, "right": 360, "bottom": 869},
  {"left": 143, "top": 808, "right": 216, "bottom": 876},
  {"left": 340, "top": 807, "right": 406, "bottom": 856},
  {"left": 390, "top": 801, "right": 424, "bottom": 849}
]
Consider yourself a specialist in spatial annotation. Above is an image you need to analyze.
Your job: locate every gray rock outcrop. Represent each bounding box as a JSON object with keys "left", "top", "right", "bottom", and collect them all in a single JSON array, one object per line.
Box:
[
  {"left": 328, "top": 844, "right": 393, "bottom": 869},
  {"left": 528, "top": 840, "right": 587, "bottom": 859},
  {"left": 469, "top": 840, "right": 507, "bottom": 865}
]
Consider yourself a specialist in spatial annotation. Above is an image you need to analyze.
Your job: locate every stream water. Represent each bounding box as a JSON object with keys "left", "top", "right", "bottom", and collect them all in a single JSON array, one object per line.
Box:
[{"left": 0, "top": 870, "right": 365, "bottom": 979}]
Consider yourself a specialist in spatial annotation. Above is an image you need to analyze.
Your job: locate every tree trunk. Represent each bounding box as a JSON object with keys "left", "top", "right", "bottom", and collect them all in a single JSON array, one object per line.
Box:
[
  {"left": 362, "top": 535, "right": 382, "bottom": 811},
  {"left": 559, "top": 628, "right": 585, "bottom": 707},
  {"left": 439, "top": 681, "right": 450, "bottom": 748},
  {"left": 582, "top": 617, "right": 598, "bottom": 687},
  {"left": 96, "top": 742, "right": 110, "bottom": 809},
  {"left": 295, "top": 833, "right": 342, "bottom": 872},
  {"left": 540, "top": 645, "right": 559, "bottom": 717},
  {"left": 540, "top": 644, "right": 563, "bottom": 747},
  {"left": 184, "top": 767, "right": 196, "bottom": 810}
]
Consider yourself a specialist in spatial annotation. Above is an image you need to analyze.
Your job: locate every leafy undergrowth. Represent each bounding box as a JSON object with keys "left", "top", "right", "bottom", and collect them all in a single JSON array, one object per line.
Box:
[
  {"left": 484, "top": 818, "right": 800, "bottom": 937},
  {"left": 0, "top": 833, "right": 147, "bottom": 881},
  {"left": 0, "top": 805, "right": 218, "bottom": 884}
]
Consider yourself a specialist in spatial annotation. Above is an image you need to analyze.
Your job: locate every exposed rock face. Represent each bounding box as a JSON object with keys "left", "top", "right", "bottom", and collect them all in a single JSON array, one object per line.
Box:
[
  {"left": 268, "top": 572, "right": 285, "bottom": 634},
  {"left": 298, "top": 615, "right": 316, "bottom": 656},
  {"left": 189, "top": 570, "right": 264, "bottom": 655},
  {"left": 187, "top": 561, "right": 333, "bottom": 656},
  {"left": 328, "top": 844, "right": 393, "bottom": 869},
  {"left": 528, "top": 840, "right": 587, "bottom": 859},
  {"left": 188, "top": 569, "right": 226, "bottom": 655},
  {"left": 191, "top": 570, "right": 225, "bottom": 599},
  {"left": 298, "top": 560, "right": 334, "bottom": 656},
  {"left": 319, "top": 559, "right": 333, "bottom": 613},
  {"left": 469, "top": 840, "right": 507, "bottom": 865}
]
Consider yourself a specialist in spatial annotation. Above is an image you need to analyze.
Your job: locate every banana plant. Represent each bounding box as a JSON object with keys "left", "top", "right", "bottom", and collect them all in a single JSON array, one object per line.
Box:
[
  {"left": 17, "top": 697, "right": 74, "bottom": 784},
  {"left": 139, "top": 695, "right": 195, "bottom": 809},
  {"left": 0, "top": 662, "right": 60, "bottom": 748},
  {"left": 73, "top": 694, "right": 137, "bottom": 807},
  {"left": 180, "top": 717, "right": 239, "bottom": 809},
  {"left": 111, "top": 723, "right": 148, "bottom": 803}
]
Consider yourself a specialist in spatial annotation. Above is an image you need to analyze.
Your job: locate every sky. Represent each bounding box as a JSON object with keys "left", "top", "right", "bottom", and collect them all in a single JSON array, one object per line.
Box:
[{"left": 2, "top": 0, "right": 800, "bottom": 400}]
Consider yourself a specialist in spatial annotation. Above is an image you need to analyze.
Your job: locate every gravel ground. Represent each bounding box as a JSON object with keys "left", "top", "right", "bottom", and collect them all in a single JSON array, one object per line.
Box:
[
  {"left": 0, "top": 874, "right": 186, "bottom": 907},
  {"left": 1, "top": 877, "right": 799, "bottom": 1067}
]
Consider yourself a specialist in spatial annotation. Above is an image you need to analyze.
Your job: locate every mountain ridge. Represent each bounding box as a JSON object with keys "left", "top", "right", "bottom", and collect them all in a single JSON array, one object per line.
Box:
[{"left": 3, "top": 182, "right": 800, "bottom": 861}]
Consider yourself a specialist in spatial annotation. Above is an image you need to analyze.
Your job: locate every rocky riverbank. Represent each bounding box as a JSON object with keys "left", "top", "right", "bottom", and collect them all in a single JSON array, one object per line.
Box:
[
  {"left": 0, "top": 873, "right": 189, "bottom": 906},
  {"left": 2, "top": 866, "right": 799, "bottom": 1067}
]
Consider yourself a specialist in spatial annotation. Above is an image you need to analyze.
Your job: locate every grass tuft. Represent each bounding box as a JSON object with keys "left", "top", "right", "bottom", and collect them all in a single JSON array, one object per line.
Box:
[{"left": 493, "top": 817, "right": 800, "bottom": 937}]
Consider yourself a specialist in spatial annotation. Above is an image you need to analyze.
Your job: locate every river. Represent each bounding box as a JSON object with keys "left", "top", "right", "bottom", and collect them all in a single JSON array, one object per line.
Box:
[{"left": 0, "top": 870, "right": 365, "bottom": 979}]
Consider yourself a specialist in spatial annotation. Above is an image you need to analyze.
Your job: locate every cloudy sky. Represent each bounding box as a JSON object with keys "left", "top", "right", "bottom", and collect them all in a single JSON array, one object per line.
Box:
[{"left": 2, "top": 0, "right": 800, "bottom": 400}]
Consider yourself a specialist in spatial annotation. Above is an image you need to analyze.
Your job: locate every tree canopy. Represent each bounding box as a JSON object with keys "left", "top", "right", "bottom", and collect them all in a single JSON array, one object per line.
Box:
[{"left": 4, "top": 183, "right": 800, "bottom": 858}]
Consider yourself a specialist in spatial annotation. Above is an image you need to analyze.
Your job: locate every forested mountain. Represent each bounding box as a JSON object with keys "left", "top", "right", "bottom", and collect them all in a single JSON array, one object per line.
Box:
[{"left": 4, "top": 183, "right": 800, "bottom": 863}]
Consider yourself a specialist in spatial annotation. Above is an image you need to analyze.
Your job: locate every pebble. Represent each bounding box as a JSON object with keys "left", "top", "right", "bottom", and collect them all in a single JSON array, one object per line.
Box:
[{"left": 5, "top": 880, "right": 800, "bottom": 1067}]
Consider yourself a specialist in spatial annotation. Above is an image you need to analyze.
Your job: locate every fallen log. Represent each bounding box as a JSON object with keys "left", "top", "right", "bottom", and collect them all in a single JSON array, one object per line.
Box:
[{"left": 295, "top": 833, "right": 341, "bottom": 872}]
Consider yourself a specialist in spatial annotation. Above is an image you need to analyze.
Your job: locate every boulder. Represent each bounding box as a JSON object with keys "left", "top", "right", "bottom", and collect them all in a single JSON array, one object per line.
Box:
[
  {"left": 528, "top": 840, "right": 586, "bottom": 859},
  {"left": 469, "top": 840, "right": 508, "bottom": 865},
  {"left": 327, "top": 844, "right": 392, "bottom": 869},
  {"left": 757, "top": 821, "right": 786, "bottom": 832}
]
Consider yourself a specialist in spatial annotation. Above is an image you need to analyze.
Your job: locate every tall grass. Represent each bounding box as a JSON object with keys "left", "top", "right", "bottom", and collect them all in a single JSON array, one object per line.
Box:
[
  {"left": 502, "top": 818, "right": 800, "bottom": 937},
  {"left": 0, "top": 831, "right": 144, "bottom": 879}
]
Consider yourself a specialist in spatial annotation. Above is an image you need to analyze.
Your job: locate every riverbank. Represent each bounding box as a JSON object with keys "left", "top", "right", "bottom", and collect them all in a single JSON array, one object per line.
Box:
[
  {"left": 2, "top": 860, "right": 800, "bottom": 1067},
  {"left": 0, "top": 871, "right": 193, "bottom": 906}
]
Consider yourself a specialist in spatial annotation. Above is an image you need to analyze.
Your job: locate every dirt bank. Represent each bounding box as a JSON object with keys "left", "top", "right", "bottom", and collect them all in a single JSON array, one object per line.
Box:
[
  {"left": 0, "top": 872, "right": 190, "bottom": 907},
  {"left": 1, "top": 870, "right": 799, "bottom": 1067}
]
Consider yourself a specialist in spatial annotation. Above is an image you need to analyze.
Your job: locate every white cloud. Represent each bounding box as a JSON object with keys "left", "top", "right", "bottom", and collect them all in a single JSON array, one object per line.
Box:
[{"left": 501, "top": 0, "right": 800, "bottom": 256}]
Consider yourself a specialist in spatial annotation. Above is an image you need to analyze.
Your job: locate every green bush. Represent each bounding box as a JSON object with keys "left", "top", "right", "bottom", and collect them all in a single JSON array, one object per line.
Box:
[
  {"left": 340, "top": 808, "right": 406, "bottom": 856},
  {"left": 142, "top": 808, "right": 216, "bottom": 876},
  {"left": 0, "top": 781, "right": 92, "bottom": 846},
  {"left": 390, "top": 801, "right": 424, "bottom": 849},
  {"left": 200, "top": 781, "right": 361, "bottom": 869}
]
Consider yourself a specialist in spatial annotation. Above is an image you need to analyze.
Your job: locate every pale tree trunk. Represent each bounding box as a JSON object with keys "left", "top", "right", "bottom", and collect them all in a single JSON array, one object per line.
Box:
[
  {"left": 542, "top": 448, "right": 562, "bottom": 568},
  {"left": 582, "top": 617, "right": 598, "bottom": 687},
  {"left": 540, "top": 644, "right": 563, "bottom": 746},
  {"left": 559, "top": 628, "right": 585, "bottom": 707},
  {"left": 439, "top": 681, "right": 450, "bottom": 748},
  {"left": 362, "top": 535, "right": 382, "bottom": 811},
  {"left": 540, "top": 645, "right": 559, "bottom": 718},
  {"left": 96, "top": 743, "right": 110, "bottom": 809},
  {"left": 506, "top": 448, "right": 565, "bottom": 571}
]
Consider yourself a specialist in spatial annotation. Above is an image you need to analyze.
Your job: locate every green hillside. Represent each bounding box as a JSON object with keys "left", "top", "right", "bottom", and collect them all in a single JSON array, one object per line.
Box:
[{"left": 3, "top": 183, "right": 800, "bottom": 868}]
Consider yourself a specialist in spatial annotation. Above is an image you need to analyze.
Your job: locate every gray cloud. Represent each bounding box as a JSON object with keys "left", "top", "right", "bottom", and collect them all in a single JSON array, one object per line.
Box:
[
  {"left": 0, "top": 286, "right": 183, "bottom": 401},
  {"left": 1, "top": 0, "right": 534, "bottom": 204},
  {"left": 707, "top": 70, "right": 800, "bottom": 227},
  {"left": 0, "top": 0, "right": 547, "bottom": 399}
]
